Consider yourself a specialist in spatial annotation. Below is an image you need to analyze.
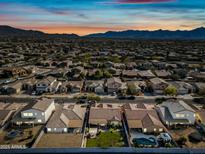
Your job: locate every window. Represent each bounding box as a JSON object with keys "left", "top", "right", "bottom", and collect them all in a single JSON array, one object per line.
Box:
[
  {"left": 23, "top": 113, "right": 33, "bottom": 117},
  {"left": 154, "top": 128, "right": 157, "bottom": 132},
  {"left": 176, "top": 114, "right": 185, "bottom": 118},
  {"left": 143, "top": 128, "right": 147, "bottom": 133},
  {"left": 47, "top": 128, "right": 51, "bottom": 132},
  {"left": 63, "top": 128, "right": 67, "bottom": 132},
  {"left": 159, "top": 128, "right": 163, "bottom": 132}
]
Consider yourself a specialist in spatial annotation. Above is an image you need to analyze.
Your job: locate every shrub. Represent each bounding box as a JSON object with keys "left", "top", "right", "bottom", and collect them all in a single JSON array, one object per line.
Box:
[
  {"left": 164, "top": 85, "right": 177, "bottom": 96},
  {"left": 177, "top": 136, "right": 187, "bottom": 145}
]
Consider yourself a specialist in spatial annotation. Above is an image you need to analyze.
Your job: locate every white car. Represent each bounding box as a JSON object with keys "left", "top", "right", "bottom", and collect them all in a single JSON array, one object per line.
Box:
[{"left": 158, "top": 133, "right": 172, "bottom": 142}]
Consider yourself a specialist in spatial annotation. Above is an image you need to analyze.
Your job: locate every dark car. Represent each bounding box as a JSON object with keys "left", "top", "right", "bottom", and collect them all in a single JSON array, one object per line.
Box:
[
  {"left": 76, "top": 100, "right": 86, "bottom": 104},
  {"left": 118, "top": 95, "right": 126, "bottom": 100},
  {"left": 127, "top": 96, "right": 136, "bottom": 100}
]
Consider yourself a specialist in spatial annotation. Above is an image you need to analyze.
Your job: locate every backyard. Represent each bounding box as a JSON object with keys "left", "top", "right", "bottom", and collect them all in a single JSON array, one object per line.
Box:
[
  {"left": 169, "top": 127, "right": 205, "bottom": 148},
  {"left": 36, "top": 133, "right": 83, "bottom": 148},
  {"left": 86, "top": 130, "right": 126, "bottom": 148},
  {"left": 0, "top": 125, "right": 42, "bottom": 148}
]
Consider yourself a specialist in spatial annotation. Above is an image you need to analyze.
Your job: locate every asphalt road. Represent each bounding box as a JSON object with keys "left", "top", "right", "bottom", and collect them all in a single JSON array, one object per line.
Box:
[{"left": 0, "top": 95, "right": 197, "bottom": 104}]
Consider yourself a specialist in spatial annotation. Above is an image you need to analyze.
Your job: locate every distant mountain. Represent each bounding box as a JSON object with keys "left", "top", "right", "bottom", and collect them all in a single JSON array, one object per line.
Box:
[
  {"left": 1, "top": 25, "right": 205, "bottom": 39},
  {"left": 85, "top": 27, "right": 205, "bottom": 39},
  {"left": 0, "top": 25, "right": 79, "bottom": 38}
]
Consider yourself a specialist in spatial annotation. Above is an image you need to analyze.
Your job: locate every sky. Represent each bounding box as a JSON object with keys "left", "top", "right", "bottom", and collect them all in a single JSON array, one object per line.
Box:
[{"left": 0, "top": 0, "right": 205, "bottom": 35}]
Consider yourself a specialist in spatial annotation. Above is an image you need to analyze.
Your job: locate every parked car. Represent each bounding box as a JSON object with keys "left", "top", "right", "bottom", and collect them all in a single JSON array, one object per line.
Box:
[
  {"left": 76, "top": 100, "right": 86, "bottom": 104},
  {"left": 127, "top": 96, "right": 136, "bottom": 100},
  {"left": 157, "top": 133, "right": 172, "bottom": 143}
]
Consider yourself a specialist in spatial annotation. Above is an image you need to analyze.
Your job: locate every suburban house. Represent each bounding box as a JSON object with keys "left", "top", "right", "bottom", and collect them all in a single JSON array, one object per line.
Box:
[
  {"left": 123, "top": 103, "right": 165, "bottom": 133},
  {"left": 170, "top": 81, "right": 193, "bottom": 95},
  {"left": 149, "top": 78, "right": 169, "bottom": 95},
  {"left": 36, "top": 76, "right": 60, "bottom": 93},
  {"left": 0, "top": 82, "right": 22, "bottom": 95},
  {"left": 67, "top": 81, "right": 84, "bottom": 93},
  {"left": 46, "top": 104, "right": 86, "bottom": 133},
  {"left": 12, "top": 98, "right": 55, "bottom": 125},
  {"left": 89, "top": 103, "right": 122, "bottom": 128},
  {"left": 113, "top": 63, "right": 126, "bottom": 69},
  {"left": 106, "top": 77, "right": 127, "bottom": 94},
  {"left": 156, "top": 99, "right": 196, "bottom": 126},
  {"left": 154, "top": 70, "right": 171, "bottom": 79},
  {"left": 22, "top": 78, "right": 38, "bottom": 94},
  {"left": 152, "top": 61, "right": 166, "bottom": 70},
  {"left": 122, "top": 70, "right": 138, "bottom": 78},
  {"left": 194, "top": 82, "right": 205, "bottom": 94},
  {"left": 84, "top": 80, "right": 105, "bottom": 95},
  {"left": 138, "top": 70, "right": 155, "bottom": 79}
]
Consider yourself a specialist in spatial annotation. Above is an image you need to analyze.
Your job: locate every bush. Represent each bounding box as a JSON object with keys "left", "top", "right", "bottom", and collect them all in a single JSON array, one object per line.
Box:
[
  {"left": 103, "top": 70, "right": 112, "bottom": 78},
  {"left": 188, "top": 132, "right": 203, "bottom": 142},
  {"left": 127, "top": 83, "right": 138, "bottom": 95},
  {"left": 177, "top": 136, "right": 187, "bottom": 145},
  {"left": 87, "top": 93, "right": 101, "bottom": 102},
  {"left": 164, "top": 86, "right": 177, "bottom": 96},
  {"left": 198, "top": 88, "right": 205, "bottom": 96}
]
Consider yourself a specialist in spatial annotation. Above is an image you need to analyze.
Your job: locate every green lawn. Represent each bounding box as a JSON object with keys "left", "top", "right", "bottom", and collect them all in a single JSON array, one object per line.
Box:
[{"left": 86, "top": 131, "right": 126, "bottom": 148}]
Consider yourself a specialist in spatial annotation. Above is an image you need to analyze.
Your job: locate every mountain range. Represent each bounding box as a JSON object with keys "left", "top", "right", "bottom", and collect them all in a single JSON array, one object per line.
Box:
[
  {"left": 0, "top": 25, "right": 205, "bottom": 39},
  {"left": 0, "top": 25, "right": 79, "bottom": 38}
]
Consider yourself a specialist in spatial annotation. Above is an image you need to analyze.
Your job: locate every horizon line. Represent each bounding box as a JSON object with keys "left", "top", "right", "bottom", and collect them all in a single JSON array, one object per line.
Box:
[{"left": 0, "top": 25, "right": 205, "bottom": 36}]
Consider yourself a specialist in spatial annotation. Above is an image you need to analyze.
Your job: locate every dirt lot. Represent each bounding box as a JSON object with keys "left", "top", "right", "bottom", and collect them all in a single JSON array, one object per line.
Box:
[
  {"left": 36, "top": 133, "right": 83, "bottom": 148},
  {"left": 0, "top": 125, "right": 42, "bottom": 147},
  {"left": 169, "top": 127, "right": 205, "bottom": 148}
]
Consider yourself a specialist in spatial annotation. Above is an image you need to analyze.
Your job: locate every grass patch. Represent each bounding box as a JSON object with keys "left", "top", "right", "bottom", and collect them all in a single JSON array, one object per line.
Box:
[{"left": 87, "top": 131, "right": 125, "bottom": 148}]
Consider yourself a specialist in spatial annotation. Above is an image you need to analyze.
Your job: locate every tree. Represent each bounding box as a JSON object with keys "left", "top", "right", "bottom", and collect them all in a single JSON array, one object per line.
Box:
[
  {"left": 164, "top": 85, "right": 177, "bottom": 96},
  {"left": 79, "top": 72, "right": 85, "bottom": 80},
  {"left": 87, "top": 93, "right": 101, "bottom": 102},
  {"left": 177, "top": 136, "right": 187, "bottom": 145},
  {"left": 103, "top": 70, "right": 112, "bottom": 78},
  {"left": 198, "top": 88, "right": 205, "bottom": 96},
  {"left": 94, "top": 69, "right": 103, "bottom": 79},
  {"left": 127, "top": 83, "right": 138, "bottom": 95}
]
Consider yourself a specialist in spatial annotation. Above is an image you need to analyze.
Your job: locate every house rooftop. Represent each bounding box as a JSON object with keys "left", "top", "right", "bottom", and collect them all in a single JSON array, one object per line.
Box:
[
  {"left": 22, "top": 98, "right": 54, "bottom": 112},
  {"left": 89, "top": 108, "right": 121, "bottom": 122},
  {"left": 160, "top": 99, "right": 195, "bottom": 113}
]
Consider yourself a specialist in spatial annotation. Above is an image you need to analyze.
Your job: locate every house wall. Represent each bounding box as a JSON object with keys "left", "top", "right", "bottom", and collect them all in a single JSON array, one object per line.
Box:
[
  {"left": 95, "top": 86, "right": 105, "bottom": 95},
  {"left": 46, "top": 127, "right": 67, "bottom": 133},
  {"left": 71, "top": 88, "right": 81, "bottom": 93},
  {"left": 36, "top": 85, "right": 48, "bottom": 93},
  {"left": 44, "top": 101, "right": 55, "bottom": 122},
  {"left": 156, "top": 107, "right": 167, "bottom": 125},
  {"left": 177, "top": 88, "right": 188, "bottom": 95},
  {"left": 108, "top": 82, "right": 122, "bottom": 94},
  {"left": 152, "top": 83, "right": 168, "bottom": 95},
  {"left": 21, "top": 109, "right": 46, "bottom": 124},
  {"left": 21, "top": 101, "right": 55, "bottom": 124},
  {"left": 145, "top": 126, "right": 164, "bottom": 134},
  {"left": 171, "top": 110, "right": 195, "bottom": 125}
]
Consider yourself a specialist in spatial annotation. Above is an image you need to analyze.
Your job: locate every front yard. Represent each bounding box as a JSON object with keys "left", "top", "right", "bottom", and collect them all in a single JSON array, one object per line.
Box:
[
  {"left": 169, "top": 127, "right": 205, "bottom": 148},
  {"left": 0, "top": 125, "right": 42, "bottom": 148},
  {"left": 86, "top": 130, "right": 126, "bottom": 148},
  {"left": 36, "top": 133, "right": 83, "bottom": 148}
]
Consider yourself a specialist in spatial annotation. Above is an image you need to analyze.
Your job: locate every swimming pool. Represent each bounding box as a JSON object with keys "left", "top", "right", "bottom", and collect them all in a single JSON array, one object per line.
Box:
[{"left": 132, "top": 137, "right": 158, "bottom": 147}]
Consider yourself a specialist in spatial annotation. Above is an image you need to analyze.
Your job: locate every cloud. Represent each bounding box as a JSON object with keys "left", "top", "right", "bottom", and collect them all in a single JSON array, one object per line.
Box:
[{"left": 116, "top": 0, "right": 175, "bottom": 4}]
